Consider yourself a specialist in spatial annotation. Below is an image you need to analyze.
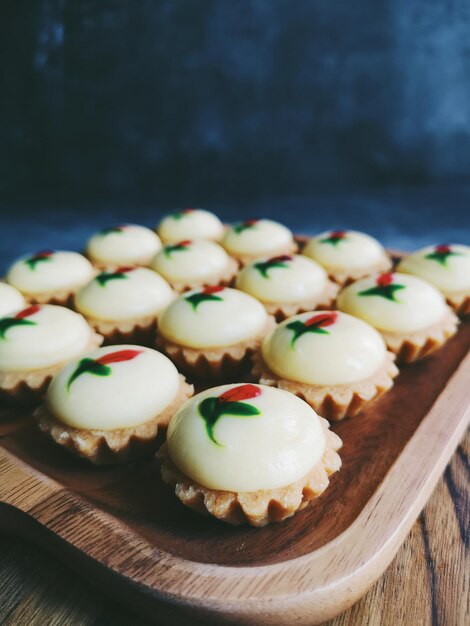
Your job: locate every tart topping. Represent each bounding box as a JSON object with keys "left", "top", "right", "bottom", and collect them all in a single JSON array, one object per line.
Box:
[
  {"left": 253, "top": 255, "right": 292, "bottom": 278},
  {"left": 158, "top": 287, "right": 268, "bottom": 348},
  {"left": 167, "top": 384, "right": 326, "bottom": 492},
  {"left": 47, "top": 345, "right": 181, "bottom": 431},
  {"left": 0, "top": 305, "right": 94, "bottom": 372},
  {"left": 0, "top": 283, "right": 26, "bottom": 318},
  {"left": 337, "top": 273, "right": 448, "bottom": 333},
  {"left": 157, "top": 209, "right": 224, "bottom": 243},
  {"left": 86, "top": 224, "right": 162, "bottom": 266},
  {"left": 262, "top": 311, "right": 386, "bottom": 385},
  {"left": 424, "top": 244, "right": 462, "bottom": 267},
  {"left": 222, "top": 219, "right": 294, "bottom": 258},
  {"left": 95, "top": 266, "right": 137, "bottom": 286}
]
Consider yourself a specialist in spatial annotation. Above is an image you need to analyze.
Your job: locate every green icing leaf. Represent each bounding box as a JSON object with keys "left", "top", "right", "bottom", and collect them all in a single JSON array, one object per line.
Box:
[{"left": 67, "top": 359, "right": 111, "bottom": 390}]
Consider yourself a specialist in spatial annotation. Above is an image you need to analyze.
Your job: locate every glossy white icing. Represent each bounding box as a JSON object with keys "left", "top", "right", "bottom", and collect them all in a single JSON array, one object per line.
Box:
[
  {"left": 7, "top": 251, "right": 94, "bottom": 295},
  {"left": 157, "top": 208, "right": 224, "bottom": 243},
  {"left": 0, "top": 305, "right": 93, "bottom": 371},
  {"left": 337, "top": 272, "right": 447, "bottom": 332},
  {"left": 303, "top": 230, "right": 388, "bottom": 272},
  {"left": 75, "top": 267, "right": 174, "bottom": 321},
  {"left": 47, "top": 345, "right": 180, "bottom": 430},
  {"left": 0, "top": 283, "right": 26, "bottom": 318},
  {"left": 86, "top": 224, "right": 162, "bottom": 266},
  {"left": 151, "top": 240, "right": 232, "bottom": 285},
  {"left": 397, "top": 244, "right": 470, "bottom": 295},
  {"left": 236, "top": 254, "right": 328, "bottom": 304},
  {"left": 222, "top": 219, "right": 294, "bottom": 259},
  {"left": 262, "top": 311, "right": 386, "bottom": 385},
  {"left": 158, "top": 287, "right": 268, "bottom": 348},
  {"left": 167, "top": 383, "right": 326, "bottom": 491}
]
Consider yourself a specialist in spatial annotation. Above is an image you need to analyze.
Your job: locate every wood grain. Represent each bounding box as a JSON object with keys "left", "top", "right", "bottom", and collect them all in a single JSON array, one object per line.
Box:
[
  {"left": 1, "top": 433, "right": 468, "bottom": 626},
  {"left": 0, "top": 322, "right": 468, "bottom": 625}
]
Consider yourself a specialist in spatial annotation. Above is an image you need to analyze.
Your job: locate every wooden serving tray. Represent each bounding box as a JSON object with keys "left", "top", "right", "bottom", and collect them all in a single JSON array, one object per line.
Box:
[{"left": 0, "top": 325, "right": 468, "bottom": 625}]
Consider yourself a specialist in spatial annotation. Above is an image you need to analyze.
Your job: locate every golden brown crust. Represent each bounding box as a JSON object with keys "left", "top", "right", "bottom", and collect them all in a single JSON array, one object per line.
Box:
[
  {"left": 166, "top": 257, "right": 239, "bottom": 293},
  {"left": 327, "top": 253, "right": 392, "bottom": 286},
  {"left": 446, "top": 292, "right": 470, "bottom": 318},
  {"left": 158, "top": 418, "right": 342, "bottom": 526},
  {"left": 380, "top": 307, "right": 459, "bottom": 363},
  {"left": 231, "top": 242, "right": 298, "bottom": 267},
  {"left": 36, "top": 376, "right": 194, "bottom": 465},
  {"left": 84, "top": 314, "right": 158, "bottom": 347},
  {"left": 0, "top": 332, "right": 103, "bottom": 405},
  {"left": 263, "top": 279, "right": 339, "bottom": 322},
  {"left": 252, "top": 351, "right": 398, "bottom": 421},
  {"left": 156, "top": 316, "right": 276, "bottom": 379}
]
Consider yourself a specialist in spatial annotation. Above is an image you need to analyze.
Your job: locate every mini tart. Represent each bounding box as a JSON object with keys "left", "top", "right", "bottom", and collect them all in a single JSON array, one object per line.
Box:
[
  {"left": 397, "top": 244, "right": 470, "bottom": 317},
  {"left": 157, "top": 208, "right": 225, "bottom": 243},
  {"left": 221, "top": 219, "right": 296, "bottom": 265},
  {"left": 86, "top": 224, "right": 162, "bottom": 267},
  {"left": 0, "top": 304, "right": 102, "bottom": 404},
  {"left": 156, "top": 286, "right": 275, "bottom": 379},
  {"left": 337, "top": 272, "right": 459, "bottom": 363},
  {"left": 302, "top": 230, "right": 392, "bottom": 285},
  {"left": 253, "top": 311, "right": 398, "bottom": 420},
  {"left": 235, "top": 254, "right": 339, "bottom": 321},
  {"left": 6, "top": 250, "right": 95, "bottom": 307},
  {"left": 150, "top": 239, "right": 238, "bottom": 292},
  {"left": 74, "top": 266, "right": 174, "bottom": 345},
  {"left": 36, "top": 345, "right": 193, "bottom": 465},
  {"left": 0, "top": 283, "right": 26, "bottom": 317},
  {"left": 158, "top": 383, "right": 342, "bottom": 526}
]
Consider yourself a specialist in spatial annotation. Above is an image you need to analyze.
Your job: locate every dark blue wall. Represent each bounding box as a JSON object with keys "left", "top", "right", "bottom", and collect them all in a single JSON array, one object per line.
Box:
[{"left": 2, "top": 0, "right": 470, "bottom": 205}]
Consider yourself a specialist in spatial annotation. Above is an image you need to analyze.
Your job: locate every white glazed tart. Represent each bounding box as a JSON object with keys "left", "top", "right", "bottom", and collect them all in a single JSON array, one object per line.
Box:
[
  {"left": 302, "top": 230, "right": 391, "bottom": 284},
  {"left": 221, "top": 219, "right": 296, "bottom": 265},
  {"left": 0, "top": 304, "right": 102, "bottom": 403},
  {"left": 36, "top": 345, "right": 193, "bottom": 464},
  {"left": 7, "top": 250, "right": 95, "bottom": 306},
  {"left": 157, "top": 208, "right": 224, "bottom": 243},
  {"left": 75, "top": 266, "right": 174, "bottom": 345},
  {"left": 235, "top": 254, "right": 338, "bottom": 319},
  {"left": 151, "top": 239, "right": 237, "bottom": 292},
  {"left": 337, "top": 272, "right": 459, "bottom": 363},
  {"left": 158, "top": 383, "right": 342, "bottom": 526},
  {"left": 253, "top": 310, "right": 398, "bottom": 420},
  {"left": 86, "top": 224, "right": 162, "bottom": 267},
  {"left": 157, "top": 286, "right": 275, "bottom": 378},
  {"left": 0, "top": 283, "right": 26, "bottom": 318},
  {"left": 397, "top": 244, "right": 470, "bottom": 316}
]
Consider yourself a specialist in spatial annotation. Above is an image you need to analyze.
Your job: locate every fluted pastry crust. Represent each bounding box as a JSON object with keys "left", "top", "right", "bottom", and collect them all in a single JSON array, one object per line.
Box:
[
  {"left": 156, "top": 316, "right": 276, "bottom": 379},
  {"left": 158, "top": 417, "right": 342, "bottom": 526},
  {"left": 380, "top": 307, "right": 459, "bottom": 363},
  {"left": 167, "top": 257, "right": 238, "bottom": 293}
]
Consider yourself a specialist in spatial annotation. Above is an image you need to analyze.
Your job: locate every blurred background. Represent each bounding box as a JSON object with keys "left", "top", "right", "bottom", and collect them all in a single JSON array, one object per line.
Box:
[{"left": 1, "top": 0, "right": 469, "bottom": 269}]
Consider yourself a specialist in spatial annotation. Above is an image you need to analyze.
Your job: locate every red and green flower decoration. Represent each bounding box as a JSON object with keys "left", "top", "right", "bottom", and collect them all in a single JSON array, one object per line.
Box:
[
  {"left": 96, "top": 266, "right": 137, "bottom": 286},
  {"left": 253, "top": 255, "right": 293, "bottom": 278},
  {"left": 320, "top": 230, "right": 347, "bottom": 246},
  {"left": 25, "top": 250, "right": 54, "bottom": 270},
  {"left": 163, "top": 240, "right": 192, "bottom": 258},
  {"left": 198, "top": 384, "right": 262, "bottom": 445},
  {"left": 0, "top": 305, "right": 41, "bottom": 339},
  {"left": 67, "top": 349, "right": 142, "bottom": 391},
  {"left": 286, "top": 312, "right": 338, "bottom": 347},
  {"left": 98, "top": 225, "right": 127, "bottom": 236},
  {"left": 185, "top": 286, "right": 225, "bottom": 310},
  {"left": 233, "top": 218, "right": 259, "bottom": 234},
  {"left": 425, "top": 244, "right": 461, "bottom": 267},
  {"left": 171, "top": 208, "right": 195, "bottom": 220},
  {"left": 358, "top": 273, "right": 405, "bottom": 302}
]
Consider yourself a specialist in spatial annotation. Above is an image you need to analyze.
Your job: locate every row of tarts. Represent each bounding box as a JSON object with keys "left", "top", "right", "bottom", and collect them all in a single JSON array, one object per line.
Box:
[{"left": 0, "top": 209, "right": 469, "bottom": 526}]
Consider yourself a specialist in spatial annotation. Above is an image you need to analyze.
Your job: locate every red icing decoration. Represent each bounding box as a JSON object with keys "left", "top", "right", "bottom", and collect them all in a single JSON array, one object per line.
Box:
[
  {"left": 304, "top": 312, "right": 338, "bottom": 328},
  {"left": 201, "top": 285, "right": 225, "bottom": 295},
  {"left": 219, "top": 384, "right": 262, "bottom": 404},
  {"left": 95, "top": 349, "right": 143, "bottom": 366},
  {"left": 15, "top": 305, "right": 41, "bottom": 319},
  {"left": 376, "top": 272, "right": 394, "bottom": 287}
]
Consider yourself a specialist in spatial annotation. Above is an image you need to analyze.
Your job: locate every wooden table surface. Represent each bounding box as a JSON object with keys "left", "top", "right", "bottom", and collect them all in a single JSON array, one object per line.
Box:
[{"left": 1, "top": 431, "right": 468, "bottom": 626}]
